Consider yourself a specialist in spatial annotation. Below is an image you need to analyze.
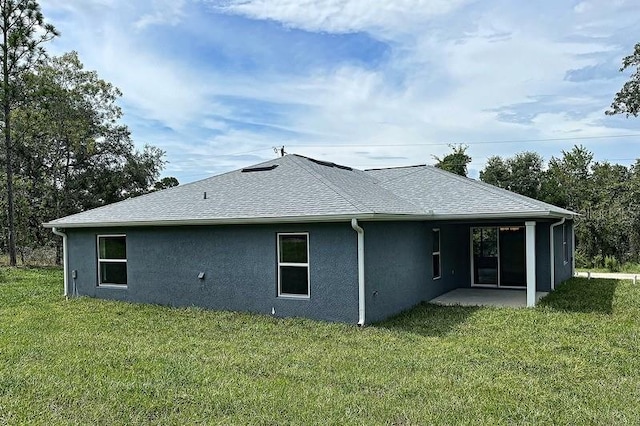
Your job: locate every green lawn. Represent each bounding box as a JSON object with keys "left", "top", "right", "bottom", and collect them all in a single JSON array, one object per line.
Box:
[{"left": 1, "top": 268, "right": 639, "bottom": 424}]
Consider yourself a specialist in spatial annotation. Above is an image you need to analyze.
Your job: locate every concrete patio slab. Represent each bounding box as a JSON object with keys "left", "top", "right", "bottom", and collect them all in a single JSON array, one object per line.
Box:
[{"left": 429, "top": 288, "right": 549, "bottom": 308}]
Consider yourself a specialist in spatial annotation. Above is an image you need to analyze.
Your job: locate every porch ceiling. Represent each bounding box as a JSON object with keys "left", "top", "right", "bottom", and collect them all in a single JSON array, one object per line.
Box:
[{"left": 429, "top": 288, "right": 548, "bottom": 308}]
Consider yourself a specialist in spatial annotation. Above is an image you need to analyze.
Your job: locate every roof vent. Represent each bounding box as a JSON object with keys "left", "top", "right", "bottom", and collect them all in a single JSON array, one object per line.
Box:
[
  {"left": 241, "top": 164, "right": 279, "bottom": 173},
  {"left": 365, "top": 164, "right": 426, "bottom": 171},
  {"left": 307, "top": 158, "right": 352, "bottom": 171}
]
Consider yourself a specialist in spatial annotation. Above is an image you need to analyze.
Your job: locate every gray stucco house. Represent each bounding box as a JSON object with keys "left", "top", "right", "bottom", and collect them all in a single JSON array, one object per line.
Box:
[{"left": 45, "top": 154, "right": 576, "bottom": 324}]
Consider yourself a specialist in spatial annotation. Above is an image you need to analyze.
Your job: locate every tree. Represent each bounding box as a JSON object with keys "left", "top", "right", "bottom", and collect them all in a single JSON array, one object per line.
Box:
[
  {"left": 480, "top": 152, "right": 544, "bottom": 199},
  {"left": 508, "top": 152, "right": 544, "bottom": 199},
  {"left": 0, "top": 0, "right": 57, "bottom": 265},
  {"left": 433, "top": 144, "right": 471, "bottom": 176},
  {"left": 543, "top": 145, "right": 593, "bottom": 211},
  {"left": 154, "top": 176, "right": 179, "bottom": 191},
  {"left": 479, "top": 145, "right": 640, "bottom": 267},
  {"left": 6, "top": 52, "right": 167, "bottom": 262},
  {"left": 479, "top": 156, "right": 510, "bottom": 189},
  {"left": 607, "top": 42, "right": 640, "bottom": 117}
]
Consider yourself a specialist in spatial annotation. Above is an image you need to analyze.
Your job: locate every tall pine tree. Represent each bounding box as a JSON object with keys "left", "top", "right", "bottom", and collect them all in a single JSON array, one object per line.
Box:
[{"left": 0, "top": 0, "right": 57, "bottom": 265}]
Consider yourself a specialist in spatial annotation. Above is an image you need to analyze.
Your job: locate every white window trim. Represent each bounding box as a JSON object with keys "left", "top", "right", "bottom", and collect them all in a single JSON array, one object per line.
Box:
[
  {"left": 562, "top": 224, "right": 569, "bottom": 265},
  {"left": 432, "top": 228, "right": 441, "bottom": 280},
  {"left": 97, "top": 234, "right": 128, "bottom": 288},
  {"left": 277, "top": 232, "right": 310, "bottom": 299}
]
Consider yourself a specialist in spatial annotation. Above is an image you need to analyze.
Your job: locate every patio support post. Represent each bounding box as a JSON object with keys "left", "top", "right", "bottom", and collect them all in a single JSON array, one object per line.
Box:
[{"left": 525, "top": 221, "right": 536, "bottom": 307}]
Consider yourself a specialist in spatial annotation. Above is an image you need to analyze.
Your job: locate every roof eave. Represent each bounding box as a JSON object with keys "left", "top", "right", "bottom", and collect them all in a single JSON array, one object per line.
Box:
[
  {"left": 429, "top": 211, "right": 576, "bottom": 221},
  {"left": 43, "top": 210, "right": 575, "bottom": 229},
  {"left": 43, "top": 214, "right": 383, "bottom": 229}
]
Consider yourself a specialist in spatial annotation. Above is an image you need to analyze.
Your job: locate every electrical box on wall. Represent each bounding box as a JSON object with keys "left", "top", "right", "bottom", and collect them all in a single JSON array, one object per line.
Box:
[{"left": 198, "top": 272, "right": 205, "bottom": 280}]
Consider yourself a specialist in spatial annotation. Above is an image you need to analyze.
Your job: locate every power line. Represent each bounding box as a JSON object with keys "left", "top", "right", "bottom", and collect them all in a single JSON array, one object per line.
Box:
[
  {"left": 166, "top": 136, "right": 640, "bottom": 181},
  {"left": 285, "top": 133, "right": 640, "bottom": 149}
]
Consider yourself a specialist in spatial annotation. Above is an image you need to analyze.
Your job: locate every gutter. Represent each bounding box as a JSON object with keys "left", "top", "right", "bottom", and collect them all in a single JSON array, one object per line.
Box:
[
  {"left": 51, "top": 227, "right": 69, "bottom": 297},
  {"left": 43, "top": 210, "right": 574, "bottom": 229},
  {"left": 351, "top": 218, "right": 365, "bottom": 326},
  {"left": 550, "top": 218, "right": 566, "bottom": 290}
]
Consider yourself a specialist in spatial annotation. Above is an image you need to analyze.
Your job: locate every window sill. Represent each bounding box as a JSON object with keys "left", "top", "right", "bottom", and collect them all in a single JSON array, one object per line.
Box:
[
  {"left": 433, "top": 276, "right": 442, "bottom": 281},
  {"left": 97, "top": 284, "right": 128, "bottom": 290},
  {"left": 278, "top": 294, "right": 310, "bottom": 300}
]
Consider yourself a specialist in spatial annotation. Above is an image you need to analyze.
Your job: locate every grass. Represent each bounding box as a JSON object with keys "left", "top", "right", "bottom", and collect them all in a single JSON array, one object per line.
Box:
[{"left": 1, "top": 268, "right": 640, "bottom": 424}]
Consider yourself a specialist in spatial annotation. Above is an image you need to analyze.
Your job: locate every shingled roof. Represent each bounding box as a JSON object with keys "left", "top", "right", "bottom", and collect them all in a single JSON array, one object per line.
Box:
[
  {"left": 45, "top": 154, "right": 575, "bottom": 228},
  {"left": 366, "top": 164, "right": 576, "bottom": 218}
]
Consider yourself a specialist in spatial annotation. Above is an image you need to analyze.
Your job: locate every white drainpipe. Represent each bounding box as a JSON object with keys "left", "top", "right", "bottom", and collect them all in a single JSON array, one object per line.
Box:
[
  {"left": 571, "top": 222, "right": 576, "bottom": 277},
  {"left": 351, "top": 218, "right": 365, "bottom": 326},
  {"left": 550, "top": 217, "right": 566, "bottom": 290},
  {"left": 51, "top": 227, "right": 69, "bottom": 297}
]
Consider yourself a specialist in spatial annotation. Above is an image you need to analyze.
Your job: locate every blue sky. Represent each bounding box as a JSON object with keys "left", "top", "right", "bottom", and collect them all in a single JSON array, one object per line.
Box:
[{"left": 42, "top": 0, "right": 640, "bottom": 182}]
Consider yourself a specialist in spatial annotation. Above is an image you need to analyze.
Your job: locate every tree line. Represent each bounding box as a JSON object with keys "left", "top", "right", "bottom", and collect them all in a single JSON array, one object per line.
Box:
[
  {"left": 435, "top": 144, "right": 640, "bottom": 269},
  {"left": 0, "top": 1, "right": 175, "bottom": 265},
  {"left": 1, "top": 1, "right": 639, "bottom": 268},
  {"left": 433, "top": 41, "right": 640, "bottom": 270}
]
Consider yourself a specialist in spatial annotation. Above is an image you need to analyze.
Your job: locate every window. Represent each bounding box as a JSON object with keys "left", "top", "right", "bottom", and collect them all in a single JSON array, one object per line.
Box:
[
  {"left": 97, "top": 235, "right": 127, "bottom": 286},
  {"left": 277, "top": 233, "right": 309, "bottom": 297},
  {"left": 563, "top": 224, "right": 569, "bottom": 264},
  {"left": 432, "top": 229, "right": 441, "bottom": 280}
]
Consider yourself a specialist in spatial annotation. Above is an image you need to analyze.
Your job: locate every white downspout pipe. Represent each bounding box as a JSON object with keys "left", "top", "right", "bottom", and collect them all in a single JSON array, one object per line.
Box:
[
  {"left": 571, "top": 221, "right": 576, "bottom": 277},
  {"left": 51, "top": 227, "right": 69, "bottom": 297},
  {"left": 550, "top": 217, "right": 566, "bottom": 290},
  {"left": 351, "top": 218, "right": 365, "bottom": 326}
]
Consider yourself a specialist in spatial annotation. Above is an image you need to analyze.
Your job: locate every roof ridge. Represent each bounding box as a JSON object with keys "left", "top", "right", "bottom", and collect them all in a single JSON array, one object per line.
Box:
[
  {"left": 424, "top": 165, "right": 554, "bottom": 212},
  {"left": 289, "top": 155, "right": 371, "bottom": 213}
]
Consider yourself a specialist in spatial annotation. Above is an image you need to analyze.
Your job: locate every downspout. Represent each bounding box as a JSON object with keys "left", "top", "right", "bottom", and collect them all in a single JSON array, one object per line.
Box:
[
  {"left": 549, "top": 217, "right": 566, "bottom": 290},
  {"left": 571, "top": 220, "right": 576, "bottom": 277},
  {"left": 52, "top": 227, "right": 69, "bottom": 297},
  {"left": 351, "top": 218, "right": 365, "bottom": 326}
]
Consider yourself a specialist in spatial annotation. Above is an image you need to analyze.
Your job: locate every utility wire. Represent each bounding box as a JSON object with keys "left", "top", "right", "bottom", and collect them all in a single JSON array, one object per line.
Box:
[
  {"left": 168, "top": 134, "right": 640, "bottom": 180},
  {"left": 286, "top": 134, "right": 640, "bottom": 149}
]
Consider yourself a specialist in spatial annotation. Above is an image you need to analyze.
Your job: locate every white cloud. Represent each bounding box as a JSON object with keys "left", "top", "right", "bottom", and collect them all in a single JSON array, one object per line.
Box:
[
  {"left": 41, "top": 0, "right": 640, "bottom": 182},
  {"left": 135, "top": 0, "right": 187, "bottom": 29},
  {"left": 216, "top": 0, "right": 470, "bottom": 38}
]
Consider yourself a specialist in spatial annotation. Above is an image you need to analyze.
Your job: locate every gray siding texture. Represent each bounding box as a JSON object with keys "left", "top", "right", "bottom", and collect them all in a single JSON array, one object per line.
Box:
[
  {"left": 552, "top": 220, "right": 574, "bottom": 286},
  {"left": 64, "top": 218, "right": 573, "bottom": 325},
  {"left": 362, "top": 222, "right": 468, "bottom": 323},
  {"left": 362, "top": 219, "right": 572, "bottom": 323},
  {"left": 66, "top": 223, "right": 359, "bottom": 323}
]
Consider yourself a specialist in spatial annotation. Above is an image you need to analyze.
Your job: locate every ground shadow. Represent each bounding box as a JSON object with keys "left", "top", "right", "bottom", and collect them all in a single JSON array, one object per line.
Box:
[
  {"left": 538, "top": 278, "right": 617, "bottom": 314},
  {"left": 377, "top": 303, "right": 482, "bottom": 337}
]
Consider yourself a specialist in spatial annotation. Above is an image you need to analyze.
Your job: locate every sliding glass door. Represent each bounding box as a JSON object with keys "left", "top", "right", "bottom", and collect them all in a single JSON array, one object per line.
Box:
[
  {"left": 472, "top": 227, "right": 526, "bottom": 288},
  {"left": 472, "top": 227, "right": 498, "bottom": 285}
]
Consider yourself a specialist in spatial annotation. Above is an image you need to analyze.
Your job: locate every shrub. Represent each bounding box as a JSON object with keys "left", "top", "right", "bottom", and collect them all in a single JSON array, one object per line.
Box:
[{"left": 604, "top": 255, "right": 620, "bottom": 272}]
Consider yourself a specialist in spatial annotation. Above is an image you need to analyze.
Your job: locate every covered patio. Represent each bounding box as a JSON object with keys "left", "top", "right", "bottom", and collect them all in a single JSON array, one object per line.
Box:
[{"left": 429, "top": 288, "right": 549, "bottom": 308}]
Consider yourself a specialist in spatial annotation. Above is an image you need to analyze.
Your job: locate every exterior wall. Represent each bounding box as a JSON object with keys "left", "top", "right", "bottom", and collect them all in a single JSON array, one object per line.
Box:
[
  {"left": 66, "top": 223, "right": 359, "bottom": 323},
  {"left": 552, "top": 219, "right": 574, "bottom": 286},
  {"left": 362, "top": 222, "right": 427, "bottom": 323},
  {"left": 362, "top": 221, "right": 469, "bottom": 323},
  {"left": 63, "top": 217, "right": 575, "bottom": 325},
  {"left": 535, "top": 219, "right": 574, "bottom": 290},
  {"left": 408, "top": 219, "right": 570, "bottom": 293}
]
